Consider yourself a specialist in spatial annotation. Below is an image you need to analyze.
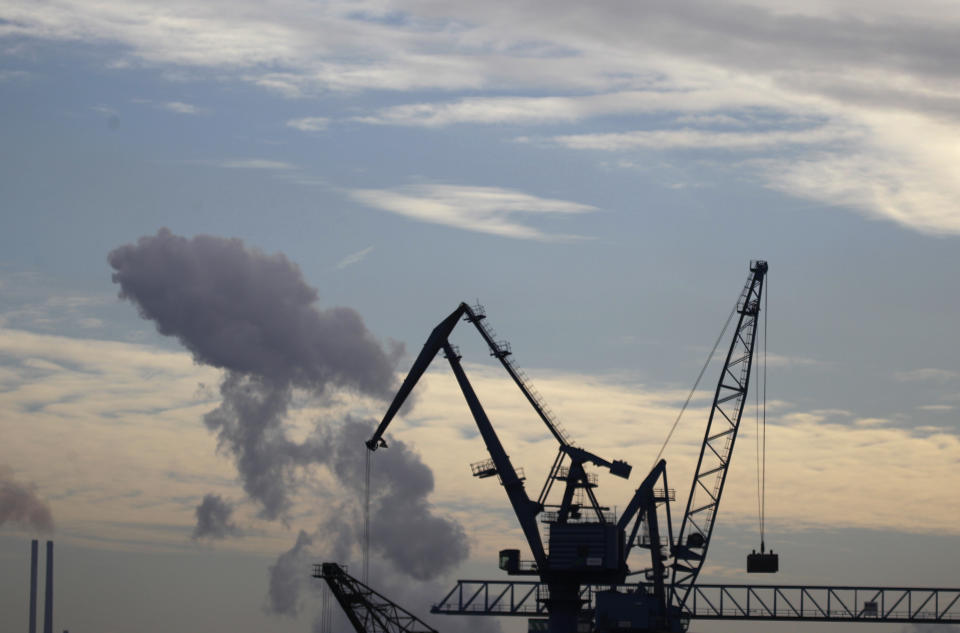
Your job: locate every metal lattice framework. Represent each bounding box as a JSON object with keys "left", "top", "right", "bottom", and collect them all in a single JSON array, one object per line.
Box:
[
  {"left": 687, "top": 584, "right": 960, "bottom": 623},
  {"left": 431, "top": 580, "right": 960, "bottom": 625},
  {"left": 670, "top": 260, "right": 767, "bottom": 610},
  {"left": 313, "top": 563, "right": 437, "bottom": 633}
]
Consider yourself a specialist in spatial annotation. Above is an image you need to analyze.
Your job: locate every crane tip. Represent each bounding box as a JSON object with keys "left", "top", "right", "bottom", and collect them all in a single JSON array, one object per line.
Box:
[{"left": 365, "top": 438, "right": 387, "bottom": 451}]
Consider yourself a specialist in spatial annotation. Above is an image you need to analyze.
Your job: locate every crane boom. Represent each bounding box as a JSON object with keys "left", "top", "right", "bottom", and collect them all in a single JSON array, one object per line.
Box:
[
  {"left": 367, "top": 304, "right": 467, "bottom": 450},
  {"left": 367, "top": 303, "right": 630, "bottom": 477},
  {"left": 442, "top": 342, "right": 547, "bottom": 567},
  {"left": 462, "top": 303, "right": 571, "bottom": 447},
  {"left": 670, "top": 259, "right": 767, "bottom": 611}
]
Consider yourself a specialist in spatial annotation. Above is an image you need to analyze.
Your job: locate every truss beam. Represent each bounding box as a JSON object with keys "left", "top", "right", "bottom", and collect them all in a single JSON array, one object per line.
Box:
[{"left": 432, "top": 581, "right": 960, "bottom": 624}]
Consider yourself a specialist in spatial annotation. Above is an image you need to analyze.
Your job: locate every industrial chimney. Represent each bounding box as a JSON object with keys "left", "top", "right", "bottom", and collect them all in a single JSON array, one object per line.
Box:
[
  {"left": 29, "top": 539, "right": 38, "bottom": 633},
  {"left": 43, "top": 540, "right": 53, "bottom": 633}
]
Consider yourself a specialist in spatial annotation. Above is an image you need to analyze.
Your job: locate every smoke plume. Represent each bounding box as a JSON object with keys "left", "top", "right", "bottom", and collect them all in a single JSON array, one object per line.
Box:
[
  {"left": 265, "top": 417, "right": 470, "bottom": 617},
  {"left": 0, "top": 465, "right": 54, "bottom": 532},
  {"left": 267, "top": 529, "right": 314, "bottom": 617},
  {"left": 108, "top": 229, "right": 400, "bottom": 396},
  {"left": 331, "top": 418, "right": 468, "bottom": 580},
  {"left": 192, "top": 493, "right": 240, "bottom": 540},
  {"left": 108, "top": 229, "right": 403, "bottom": 522},
  {"left": 110, "top": 230, "right": 469, "bottom": 588}
]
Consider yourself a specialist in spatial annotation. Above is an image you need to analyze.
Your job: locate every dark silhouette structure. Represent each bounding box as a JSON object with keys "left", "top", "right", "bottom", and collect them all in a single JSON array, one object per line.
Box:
[
  {"left": 318, "top": 261, "right": 959, "bottom": 632},
  {"left": 313, "top": 563, "right": 436, "bottom": 633},
  {"left": 29, "top": 539, "right": 38, "bottom": 633},
  {"left": 44, "top": 540, "right": 53, "bottom": 633},
  {"left": 365, "top": 261, "right": 768, "bottom": 632}
]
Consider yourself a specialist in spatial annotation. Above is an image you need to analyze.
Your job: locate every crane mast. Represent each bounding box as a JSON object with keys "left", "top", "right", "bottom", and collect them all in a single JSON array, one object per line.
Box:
[{"left": 670, "top": 259, "right": 767, "bottom": 611}]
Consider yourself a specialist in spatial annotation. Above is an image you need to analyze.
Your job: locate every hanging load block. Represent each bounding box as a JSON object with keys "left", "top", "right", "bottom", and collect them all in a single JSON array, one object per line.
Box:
[{"left": 747, "top": 550, "right": 779, "bottom": 573}]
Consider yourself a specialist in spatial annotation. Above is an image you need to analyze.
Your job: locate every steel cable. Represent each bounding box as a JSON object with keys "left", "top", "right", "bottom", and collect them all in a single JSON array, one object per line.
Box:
[
  {"left": 364, "top": 448, "right": 371, "bottom": 584},
  {"left": 653, "top": 298, "right": 738, "bottom": 468},
  {"left": 761, "top": 275, "right": 768, "bottom": 549}
]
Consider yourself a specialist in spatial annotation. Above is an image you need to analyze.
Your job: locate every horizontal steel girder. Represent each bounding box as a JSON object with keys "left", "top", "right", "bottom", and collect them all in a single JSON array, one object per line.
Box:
[{"left": 432, "top": 581, "right": 960, "bottom": 624}]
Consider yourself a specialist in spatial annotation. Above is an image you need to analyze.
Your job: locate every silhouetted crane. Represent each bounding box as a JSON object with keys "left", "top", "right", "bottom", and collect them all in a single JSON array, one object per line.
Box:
[{"left": 317, "top": 261, "right": 959, "bottom": 632}]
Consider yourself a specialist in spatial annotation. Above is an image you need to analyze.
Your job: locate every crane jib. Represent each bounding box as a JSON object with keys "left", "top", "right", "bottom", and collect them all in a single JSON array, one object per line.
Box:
[{"left": 670, "top": 260, "right": 767, "bottom": 612}]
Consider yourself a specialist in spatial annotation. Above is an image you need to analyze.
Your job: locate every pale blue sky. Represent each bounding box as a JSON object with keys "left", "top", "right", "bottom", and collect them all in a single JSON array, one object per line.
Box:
[{"left": 1, "top": 1, "right": 959, "bottom": 632}]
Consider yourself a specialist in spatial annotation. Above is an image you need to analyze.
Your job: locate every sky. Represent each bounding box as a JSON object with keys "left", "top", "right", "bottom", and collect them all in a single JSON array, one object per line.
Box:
[{"left": 1, "top": 1, "right": 959, "bottom": 632}]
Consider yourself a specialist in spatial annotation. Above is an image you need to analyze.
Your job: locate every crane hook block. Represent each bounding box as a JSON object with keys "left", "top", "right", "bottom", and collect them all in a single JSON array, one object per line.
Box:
[{"left": 747, "top": 550, "right": 779, "bottom": 573}]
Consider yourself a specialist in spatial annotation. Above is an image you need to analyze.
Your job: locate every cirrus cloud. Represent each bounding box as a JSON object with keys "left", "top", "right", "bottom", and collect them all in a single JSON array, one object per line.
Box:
[{"left": 349, "top": 184, "right": 598, "bottom": 241}]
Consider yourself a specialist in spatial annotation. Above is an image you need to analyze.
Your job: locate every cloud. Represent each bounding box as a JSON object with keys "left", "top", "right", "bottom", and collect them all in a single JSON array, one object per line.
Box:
[
  {"left": 0, "top": 293, "right": 109, "bottom": 331},
  {"left": 2, "top": 320, "right": 960, "bottom": 567},
  {"left": 126, "top": 98, "right": 206, "bottom": 115},
  {"left": 757, "top": 136, "right": 960, "bottom": 236},
  {"left": 286, "top": 116, "right": 329, "bottom": 132},
  {"left": 0, "top": 465, "right": 54, "bottom": 532},
  {"left": 762, "top": 352, "right": 827, "bottom": 369},
  {"left": 216, "top": 159, "right": 297, "bottom": 170},
  {"left": 0, "top": 327, "right": 232, "bottom": 551},
  {"left": 4, "top": 0, "right": 960, "bottom": 235},
  {"left": 918, "top": 404, "right": 953, "bottom": 412},
  {"left": 160, "top": 101, "right": 204, "bottom": 115},
  {"left": 0, "top": 69, "right": 31, "bottom": 81},
  {"left": 363, "top": 362, "right": 960, "bottom": 543},
  {"left": 896, "top": 368, "right": 960, "bottom": 384},
  {"left": 192, "top": 493, "right": 239, "bottom": 540},
  {"left": 349, "top": 184, "right": 597, "bottom": 240},
  {"left": 335, "top": 246, "right": 374, "bottom": 270},
  {"left": 0, "top": 271, "right": 113, "bottom": 333},
  {"left": 354, "top": 89, "right": 806, "bottom": 128},
  {"left": 549, "top": 124, "right": 857, "bottom": 152}
]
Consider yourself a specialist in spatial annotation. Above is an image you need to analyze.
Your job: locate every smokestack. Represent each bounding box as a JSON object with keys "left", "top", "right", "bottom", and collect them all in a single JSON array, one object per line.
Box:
[
  {"left": 29, "top": 540, "right": 38, "bottom": 633},
  {"left": 43, "top": 540, "right": 52, "bottom": 633}
]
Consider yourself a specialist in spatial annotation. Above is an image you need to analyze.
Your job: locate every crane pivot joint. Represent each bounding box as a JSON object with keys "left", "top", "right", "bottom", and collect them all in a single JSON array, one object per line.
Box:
[{"left": 365, "top": 437, "right": 387, "bottom": 451}]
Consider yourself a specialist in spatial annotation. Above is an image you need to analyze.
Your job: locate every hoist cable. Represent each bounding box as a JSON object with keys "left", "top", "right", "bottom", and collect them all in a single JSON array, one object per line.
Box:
[
  {"left": 755, "top": 323, "right": 762, "bottom": 543},
  {"left": 653, "top": 299, "right": 738, "bottom": 468},
  {"left": 752, "top": 275, "right": 769, "bottom": 551},
  {"left": 320, "top": 582, "right": 330, "bottom": 633},
  {"left": 326, "top": 585, "right": 332, "bottom": 633},
  {"left": 761, "top": 276, "right": 768, "bottom": 548},
  {"left": 364, "top": 448, "right": 371, "bottom": 585}
]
